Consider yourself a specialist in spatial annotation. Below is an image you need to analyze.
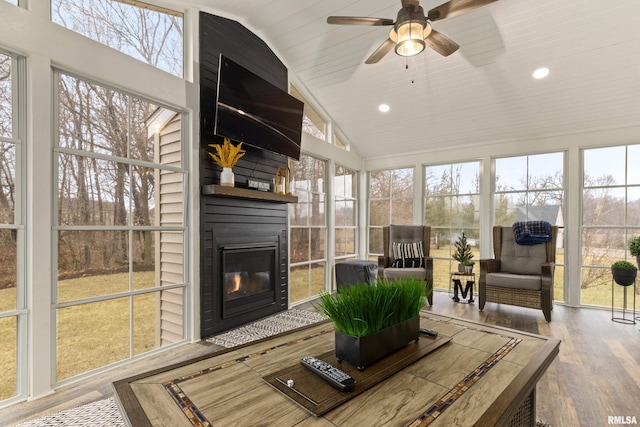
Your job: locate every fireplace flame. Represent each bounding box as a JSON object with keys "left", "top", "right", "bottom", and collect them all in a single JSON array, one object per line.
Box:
[{"left": 232, "top": 274, "right": 241, "bottom": 292}]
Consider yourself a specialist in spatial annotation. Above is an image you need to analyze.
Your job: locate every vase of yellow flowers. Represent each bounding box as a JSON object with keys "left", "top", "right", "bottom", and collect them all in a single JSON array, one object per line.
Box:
[
  {"left": 208, "top": 138, "right": 246, "bottom": 187},
  {"left": 220, "top": 167, "right": 234, "bottom": 187}
]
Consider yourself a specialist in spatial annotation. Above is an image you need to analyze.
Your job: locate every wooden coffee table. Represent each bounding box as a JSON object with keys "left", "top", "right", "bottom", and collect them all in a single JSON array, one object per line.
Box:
[{"left": 113, "top": 312, "right": 559, "bottom": 426}]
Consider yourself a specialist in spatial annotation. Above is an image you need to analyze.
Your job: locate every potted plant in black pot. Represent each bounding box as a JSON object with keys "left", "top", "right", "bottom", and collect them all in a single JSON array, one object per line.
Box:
[
  {"left": 464, "top": 260, "right": 475, "bottom": 274},
  {"left": 316, "top": 277, "right": 428, "bottom": 371},
  {"left": 611, "top": 260, "right": 637, "bottom": 286},
  {"left": 453, "top": 232, "right": 473, "bottom": 272},
  {"left": 629, "top": 236, "right": 640, "bottom": 268}
]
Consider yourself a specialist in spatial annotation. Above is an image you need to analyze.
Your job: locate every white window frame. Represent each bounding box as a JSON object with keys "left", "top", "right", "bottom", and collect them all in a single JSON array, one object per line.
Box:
[
  {"left": 51, "top": 68, "right": 189, "bottom": 384},
  {"left": 424, "top": 161, "right": 481, "bottom": 288},
  {"left": 334, "top": 163, "right": 358, "bottom": 261},
  {"left": 0, "top": 49, "right": 27, "bottom": 405},
  {"left": 580, "top": 144, "right": 640, "bottom": 307},
  {"left": 367, "top": 167, "right": 415, "bottom": 258},
  {"left": 289, "top": 153, "right": 328, "bottom": 303},
  {"left": 492, "top": 152, "right": 566, "bottom": 301}
]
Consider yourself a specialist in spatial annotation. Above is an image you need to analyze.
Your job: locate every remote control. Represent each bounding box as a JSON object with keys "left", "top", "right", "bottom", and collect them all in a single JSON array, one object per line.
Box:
[
  {"left": 300, "top": 356, "right": 356, "bottom": 391},
  {"left": 420, "top": 328, "right": 438, "bottom": 337}
]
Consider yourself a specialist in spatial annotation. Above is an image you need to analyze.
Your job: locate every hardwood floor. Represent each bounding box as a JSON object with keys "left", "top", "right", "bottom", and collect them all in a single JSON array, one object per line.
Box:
[
  {"left": 2, "top": 290, "right": 639, "bottom": 426},
  {"left": 422, "top": 292, "right": 640, "bottom": 426}
]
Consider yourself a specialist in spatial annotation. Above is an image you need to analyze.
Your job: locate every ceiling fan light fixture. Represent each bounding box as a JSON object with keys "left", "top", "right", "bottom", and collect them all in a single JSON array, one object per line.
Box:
[{"left": 394, "top": 20, "right": 425, "bottom": 57}]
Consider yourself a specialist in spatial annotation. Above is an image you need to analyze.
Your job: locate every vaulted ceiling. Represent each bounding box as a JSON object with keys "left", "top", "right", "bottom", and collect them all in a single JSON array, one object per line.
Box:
[{"left": 189, "top": 0, "right": 640, "bottom": 159}]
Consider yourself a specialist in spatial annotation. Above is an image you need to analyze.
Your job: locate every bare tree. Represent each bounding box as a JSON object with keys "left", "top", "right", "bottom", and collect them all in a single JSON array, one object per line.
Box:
[
  {"left": 53, "top": 1, "right": 177, "bottom": 274},
  {"left": 425, "top": 165, "right": 480, "bottom": 246},
  {"left": 0, "top": 54, "right": 14, "bottom": 225},
  {"left": 581, "top": 174, "right": 622, "bottom": 290},
  {"left": 51, "top": 0, "right": 183, "bottom": 76}
]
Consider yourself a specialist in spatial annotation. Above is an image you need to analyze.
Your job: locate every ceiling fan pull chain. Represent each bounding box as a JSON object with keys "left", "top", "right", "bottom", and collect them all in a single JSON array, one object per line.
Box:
[{"left": 405, "top": 58, "right": 416, "bottom": 84}]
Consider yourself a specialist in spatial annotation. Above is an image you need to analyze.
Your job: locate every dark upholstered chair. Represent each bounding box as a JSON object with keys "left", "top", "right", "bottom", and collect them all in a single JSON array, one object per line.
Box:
[
  {"left": 378, "top": 225, "right": 434, "bottom": 306},
  {"left": 479, "top": 225, "right": 558, "bottom": 321}
]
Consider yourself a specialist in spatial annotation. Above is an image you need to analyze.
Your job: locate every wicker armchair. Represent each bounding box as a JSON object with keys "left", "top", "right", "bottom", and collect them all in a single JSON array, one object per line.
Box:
[
  {"left": 479, "top": 225, "right": 558, "bottom": 321},
  {"left": 378, "top": 225, "right": 434, "bottom": 306}
]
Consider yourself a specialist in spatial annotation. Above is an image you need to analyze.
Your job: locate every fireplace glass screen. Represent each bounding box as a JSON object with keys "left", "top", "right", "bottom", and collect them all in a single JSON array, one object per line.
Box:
[{"left": 221, "top": 244, "right": 277, "bottom": 319}]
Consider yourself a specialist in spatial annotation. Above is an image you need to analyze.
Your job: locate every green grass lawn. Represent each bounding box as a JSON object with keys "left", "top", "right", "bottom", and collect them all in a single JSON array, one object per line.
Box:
[
  {"left": 57, "top": 271, "right": 157, "bottom": 381},
  {"left": 0, "top": 316, "right": 16, "bottom": 401},
  {"left": 290, "top": 264, "right": 326, "bottom": 303},
  {"left": 0, "top": 271, "right": 157, "bottom": 399}
]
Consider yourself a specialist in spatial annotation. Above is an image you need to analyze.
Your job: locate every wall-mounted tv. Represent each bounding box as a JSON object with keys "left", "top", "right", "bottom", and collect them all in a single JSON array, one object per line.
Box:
[{"left": 214, "top": 55, "right": 304, "bottom": 160}]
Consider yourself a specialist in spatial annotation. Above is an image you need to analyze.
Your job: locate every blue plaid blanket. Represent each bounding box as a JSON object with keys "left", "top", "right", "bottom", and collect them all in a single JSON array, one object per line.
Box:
[{"left": 512, "top": 221, "right": 551, "bottom": 245}]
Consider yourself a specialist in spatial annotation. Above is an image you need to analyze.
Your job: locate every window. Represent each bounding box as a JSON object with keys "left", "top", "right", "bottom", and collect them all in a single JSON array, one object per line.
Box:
[
  {"left": 368, "top": 168, "right": 413, "bottom": 258},
  {"left": 289, "top": 154, "right": 326, "bottom": 303},
  {"left": 494, "top": 152, "right": 565, "bottom": 300},
  {"left": 425, "top": 162, "right": 480, "bottom": 289},
  {"left": 51, "top": 0, "right": 183, "bottom": 77},
  {"left": 289, "top": 85, "right": 326, "bottom": 141},
  {"left": 334, "top": 134, "right": 347, "bottom": 150},
  {"left": 582, "top": 145, "right": 640, "bottom": 307},
  {"left": 335, "top": 165, "right": 358, "bottom": 261},
  {"left": 0, "top": 50, "right": 24, "bottom": 402},
  {"left": 0, "top": 53, "right": 12, "bottom": 140},
  {"left": 55, "top": 71, "right": 187, "bottom": 381}
]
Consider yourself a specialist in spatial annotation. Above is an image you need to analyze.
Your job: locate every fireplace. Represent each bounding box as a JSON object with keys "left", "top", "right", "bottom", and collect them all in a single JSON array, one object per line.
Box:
[
  {"left": 221, "top": 243, "right": 277, "bottom": 320},
  {"left": 199, "top": 12, "right": 293, "bottom": 338},
  {"left": 201, "top": 196, "right": 289, "bottom": 338}
]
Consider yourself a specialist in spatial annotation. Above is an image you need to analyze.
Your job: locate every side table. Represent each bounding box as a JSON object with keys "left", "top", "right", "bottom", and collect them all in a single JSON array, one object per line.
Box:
[{"left": 450, "top": 272, "right": 475, "bottom": 303}]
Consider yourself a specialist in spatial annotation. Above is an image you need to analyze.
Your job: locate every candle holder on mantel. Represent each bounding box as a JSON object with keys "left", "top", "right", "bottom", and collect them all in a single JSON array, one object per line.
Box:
[
  {"left": 284, "top": 165, "right": 292, "bottom": 196},
  {"left": 275, "top": 166, "right": 292, "bottom": 195},
  {"left": 275, "top": 168, "right": 284, "bottom": 194}
]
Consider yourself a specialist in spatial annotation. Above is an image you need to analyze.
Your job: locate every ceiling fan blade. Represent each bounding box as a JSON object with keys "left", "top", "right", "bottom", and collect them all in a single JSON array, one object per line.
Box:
[
  {"left": 427, "top": 0, "right": 499, "bottom": 21},
  {"left": 365, "top": 38, "right": 395, "bottom": 64},
  {"left": 327, "top": 16, "right": 394, "bottom": 26},
  {"left": 424, "top": 29, "right": 459, "bottom": 56}
]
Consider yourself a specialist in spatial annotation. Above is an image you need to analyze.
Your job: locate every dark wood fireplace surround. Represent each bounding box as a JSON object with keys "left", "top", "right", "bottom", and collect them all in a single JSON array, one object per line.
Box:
[{"left": 199, "top": 12, "right": 298, "bottom": 337}]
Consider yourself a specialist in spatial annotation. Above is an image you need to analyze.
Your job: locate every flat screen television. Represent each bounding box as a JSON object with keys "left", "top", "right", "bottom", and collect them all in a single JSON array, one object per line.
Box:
[{"left": 214, "top": 55, "right": 304, "bottom": 160}]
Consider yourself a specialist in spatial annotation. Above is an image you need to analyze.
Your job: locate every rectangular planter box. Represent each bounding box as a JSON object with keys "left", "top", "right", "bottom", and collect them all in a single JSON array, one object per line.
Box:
[{"left": 334, "top": 315, "right": 420, "bottom": 370}]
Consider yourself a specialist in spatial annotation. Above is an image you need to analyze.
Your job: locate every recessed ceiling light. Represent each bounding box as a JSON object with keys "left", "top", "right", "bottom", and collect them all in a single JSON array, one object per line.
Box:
[
  {"left": 533, "top": 67, "right": 550, "bottom": 79},
  {"left": 378, "top": 104, "right": 390, "bottom": 112}
]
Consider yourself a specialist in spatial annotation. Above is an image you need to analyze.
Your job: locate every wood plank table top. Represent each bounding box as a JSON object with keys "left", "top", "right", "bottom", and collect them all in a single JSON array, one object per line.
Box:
[{"left": 113, "top": 312, "right": 559, "bottom": 427}]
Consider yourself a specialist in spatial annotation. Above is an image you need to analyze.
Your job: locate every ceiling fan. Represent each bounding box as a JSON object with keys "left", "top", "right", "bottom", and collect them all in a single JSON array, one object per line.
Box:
[{"left": 327, "top": 0, "right": 499, "bottom": 64}]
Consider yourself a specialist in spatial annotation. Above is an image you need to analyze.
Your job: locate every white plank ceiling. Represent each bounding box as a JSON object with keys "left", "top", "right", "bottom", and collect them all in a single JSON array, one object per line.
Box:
[{"left": 189, "top": 0, "right": 640, "bottom": 159}]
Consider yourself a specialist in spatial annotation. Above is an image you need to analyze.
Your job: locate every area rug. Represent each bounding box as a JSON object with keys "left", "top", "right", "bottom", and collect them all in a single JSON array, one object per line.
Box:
[
  {"left": 12, "top": 397, "right": 124, "bottom": 427},
  {"left": 206, "top": 308, "right": 327, "bottom": 348}
]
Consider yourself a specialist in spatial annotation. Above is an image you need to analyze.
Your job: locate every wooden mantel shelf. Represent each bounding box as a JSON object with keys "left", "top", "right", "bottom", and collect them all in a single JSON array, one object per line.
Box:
[{"left": 201, "top": 184, "right": 298, "bottom": 203}]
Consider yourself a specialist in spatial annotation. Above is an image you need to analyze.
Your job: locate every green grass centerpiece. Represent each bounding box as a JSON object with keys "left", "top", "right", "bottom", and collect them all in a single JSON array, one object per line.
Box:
[{"left": 316, "top": 278, "right": 429, "bottom": 370}]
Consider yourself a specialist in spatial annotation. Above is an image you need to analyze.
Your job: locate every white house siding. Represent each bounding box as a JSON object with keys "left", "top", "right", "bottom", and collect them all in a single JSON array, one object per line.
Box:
[{"left": 156, "top": 113, "right": 185, "bottom": 347}]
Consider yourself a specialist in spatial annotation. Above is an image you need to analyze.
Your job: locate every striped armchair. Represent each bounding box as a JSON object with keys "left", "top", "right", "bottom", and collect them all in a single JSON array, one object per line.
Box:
[{"left": 378, "top": 225, "right": 434, "bottom": 306}]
